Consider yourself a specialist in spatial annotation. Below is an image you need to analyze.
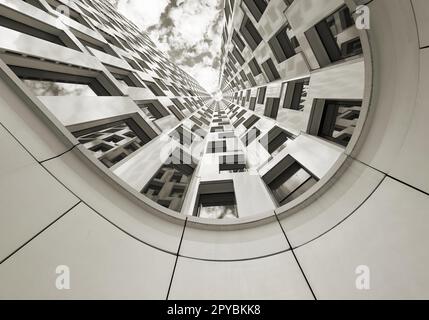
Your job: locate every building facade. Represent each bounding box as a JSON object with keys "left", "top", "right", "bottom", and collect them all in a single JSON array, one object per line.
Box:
[{"left": 1, "top": 0, "right": 429, "bottom": 300}]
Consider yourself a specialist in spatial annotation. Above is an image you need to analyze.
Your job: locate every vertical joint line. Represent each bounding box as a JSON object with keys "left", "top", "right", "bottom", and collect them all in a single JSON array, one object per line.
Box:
[
  {"left": 166, "top": 217, "right": 188, "bottom": 300},
  {"left": 275, "top": 213, "right": 318, "bottom": 300}
]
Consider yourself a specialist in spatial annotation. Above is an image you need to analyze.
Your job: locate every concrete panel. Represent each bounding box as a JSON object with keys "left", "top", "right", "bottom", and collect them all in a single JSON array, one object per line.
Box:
[
  {"left": 296, "top": 178, "right": 429, "bottom": 299},
  {"left": 0, "top": 203, "right": 175, "bottom": 299},
  {"left": 169, "top": 252, "right": 313, "bottom": 300}
]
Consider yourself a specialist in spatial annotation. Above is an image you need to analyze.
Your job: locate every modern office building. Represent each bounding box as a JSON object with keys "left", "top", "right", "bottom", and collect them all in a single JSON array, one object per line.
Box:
[{"left": 0, "top": 0, "right": 428, "bottom": 300}]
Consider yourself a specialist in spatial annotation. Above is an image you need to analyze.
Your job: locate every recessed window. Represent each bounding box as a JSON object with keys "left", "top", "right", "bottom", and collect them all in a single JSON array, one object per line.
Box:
[
  {"left": 219, "top": 132, "right": 235, "bottom": 139},
  {"left": 10, "top": 66, "right": 111, "bottom": 96},
  {"left": 261, "top": 58, "right": 280, "bottom": 81},
  {"left": 110, "top": 70, "right": 144, "bottom": 88},
  {"left": 211, "top": 126, "right": 224, "bottom": 133},
  {"left": 46, "top": 0, "right": 91, "bottom": 28},
  {"left": 305, "top": 5, "right": 362, "bottom": 67},
  {"left": 170, "top": 125, "right": 195, "bottom": 146},
  {"left": 168, "top": 105, "right": 185, "bottom": 121},
  {"left": 138, "top": 101, "right": 169, "bottom": 120},
  {"left": 232, "top": 31, "right": 246, "bottom": 51},
  {"left": 260, "top": 126, "right": 295, "bottom": 155},
  {"left": 268, "top": 24, "right": 297, "bottom": 63},
  {"left": 232, "top": 47, "right": 245, "bottom": 66},
  {"left": 263, "top": 155, "right": 318, "bottom": 206},
  {"left": 257, "top": 86, "right": 267, "bottom": 104},
  {"left": 240, "top": 16, "right": 262, "bottom": 51},
  {"left": 207, "top": 140, "right": 227, "bottom": 153},
  {"left": 264, "top": 98, "right": 280, "bottom": 119},
  {"left": 76, "top": 35, "right": 118, "bottom": 57},
  {"left": 171, "top": 98, "right": 186, "bottom": 110},
  {"left": 307, "top": 99, "right": 362, "bottom": 147},
  {"left": 242, "top": 127, "right": 261, "bottom": 146},
  {"left": 195, "top": 181, "right": 238, "bottom": 219},
  {"left": 249, "top": 97, "right": 257, "bottom": 111},
  {"left": 144, "top": 81, "right": 166, "bottom": 96},
  {"left": 219, "top": 154, "right": 246, "bottom": 173},
  {"left": 248, "top": 58, "right": 262, "bottom": 76},
  {"left": 73, "top": 119, "right": 151, "bottom": 168},
  {"left": 142, "top": 150, "right": 196, "bottom": 212},
  {"left": 22, "top": 80, "right": 98, "bottom": 96},
  {"left": 283, "top": 78, "right": 310, "bottom": 110},
  {"left": 243, "top": 0, "right": 269, "bottom": 22},
  {"left": 0, "top": 15, "right": 73, "bottom": 49},
  {"left": 243, "top": 115, "right": 260, "bottom": 129}
]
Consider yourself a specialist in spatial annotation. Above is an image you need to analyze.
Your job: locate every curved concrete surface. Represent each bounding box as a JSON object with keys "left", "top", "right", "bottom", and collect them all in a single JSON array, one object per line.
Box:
[{"left": 0, "top": 0, "right": 429, "bottom": 299}]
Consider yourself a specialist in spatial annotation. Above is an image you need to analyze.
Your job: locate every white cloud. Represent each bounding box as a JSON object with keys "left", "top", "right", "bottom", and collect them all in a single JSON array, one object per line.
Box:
[
  {"left": 116, "top": 0, "right": 223, "bottom": 93},
  {"left": 182, "top": 63, "right": 220, "bottom": 94},
  {"left": 117, "top": 0, "right": 169, "bottom": 29}
]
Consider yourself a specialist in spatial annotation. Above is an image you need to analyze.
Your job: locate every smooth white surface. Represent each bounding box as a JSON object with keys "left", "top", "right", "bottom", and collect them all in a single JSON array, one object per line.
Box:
[
  {"left": 389, "top": 48, "right": 429, "bottom": 194},
  {"left": 181, "top": 216, "right": 288, "bottom": 261},
  {"left": 43, "top": 147, "right": 185, "bottom": 254},
  {"left": 280, "top": 158, "right": 385, "bottom": 248},
  {"left": 0, "top": 0, "right": 428, "bottom": 300},
  {"left": 169, "top": 252, "right": 314, "bottom": 300},
  {"left": 0, "top": 203, "right": 176, "bottom": 299},
  {"left": 296, "top": 178, "right": 429, "bottom": 299}
]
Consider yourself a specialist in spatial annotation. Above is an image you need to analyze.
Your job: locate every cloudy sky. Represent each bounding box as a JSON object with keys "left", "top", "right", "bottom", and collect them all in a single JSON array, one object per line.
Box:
[{"left": 111, "top": 0, "right": 224, "bottom": 93}]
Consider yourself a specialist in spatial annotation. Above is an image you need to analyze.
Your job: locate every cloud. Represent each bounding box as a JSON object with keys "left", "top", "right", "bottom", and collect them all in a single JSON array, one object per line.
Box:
[
  {"left": 117, "top": 0, "right": 170, "bottom": 29},
  {"left": 115, "top": 0, "right": 224, "bottom": 93}
]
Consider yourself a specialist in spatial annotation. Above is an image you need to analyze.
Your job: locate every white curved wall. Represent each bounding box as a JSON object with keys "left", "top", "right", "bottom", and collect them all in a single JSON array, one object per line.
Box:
[{"left": 1, "top": 0, "right": 429, "bottom": 299}]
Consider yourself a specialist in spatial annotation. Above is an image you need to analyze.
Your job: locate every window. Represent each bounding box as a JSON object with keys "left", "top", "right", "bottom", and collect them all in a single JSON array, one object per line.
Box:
[
  {"left": 219, "top": 154, "right": 246, "bottom": 173},
  {"left": 247, "top": 72, "right": 257, "bottom": 86},
  {"left": 249, "top": 97, "right": 257, "bottom": 111},
  {"left": 144, "top": 81, "right": 166, "bottom": 96},
  {"left": 232, "top": 47, "right": 245, "bottom": 66},
  {"left": 305, "top": 6, "right": 362, "bottom": 67},
  {"left": 170, "top": 125, "right": 195, "bottom": 146},
  {"left": 248, "top": 58, "right": 262, "bottom": 76},
  {"left": 10, "top": 66, "right": 112, "bottom": 96},
  {"left": 138, "top": 101, "right": 169, "bottom": 120},
  {"left": 260, "top": 126, "right": 295, "bottom": 154},
  {"left": 191, "top": 116, "right": 204, "bottom": 127},
  {"left": 283, "top": 78, "right": 310, "bottom": 110},
  {"left": 142, "top": 150, "right": 196, "bottom": 212},
  {"left": 168, "top": 105, "right": 185, "bottom": 121},
  {"left": 219, "top": 132, "right": 235, "bottom": 139},
  {"left": 257, "top": 86, "right": 267, "bottom": 104},
  {"left": 263, "top": 155, "right": 318, "bottom": 206},
  {"left": 243, "top": 115, "right": 260, "bottom": 129},
  {"left": 242, "top": 127, "right": 261, "bottom": 146},
  {"left": 207, "top": 140, "right": 227, "bottom": 153},
  {"left": 73, "top": 119, "right": 151, "bottom": 168},
  {"left": 233, "top": 117, "right": 246, "bottom": 128},
  {"left": 268, "top": 24, "right": 297, "bottom": 63},
  {"left": 46, "top": 0, "right": 91, "bottom": 28},
  {"left": 307, "top": 99, "right": 362, "bottom": 147},
  {"left": 264, "top": 98, "right": 280, "bottom": 119},
  {"left": 76, "top": 35, "right": 118, "bottom": 57},
  {"left": 232, "top": 31, "right": 246, "bottom": 51},
  {"left": 22, "top": 0, "right": 48, "bottom": 12},
  {"left": 110, "top": 69, "right": 144, "bottom": 88},
  {"left": 261, "top": 58, "right": 280, "bottom": 81},
  {"left": 240, "top": 16, "right": 262, "bottom": 51},
  {"left": 171, "top": 98, "right": 186, "bottom": 110},
  {"left": 194, "top": 181, "right": 238, "bottom": 219},
  {"left": 0, "top": 15, "right": 73, "bottom": 49},
  {"left": 210, "top": 126, "right": 224, "bottom": 133},
  {"left": 243, "top": 0, "right": 270, "bottom": 22}
]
